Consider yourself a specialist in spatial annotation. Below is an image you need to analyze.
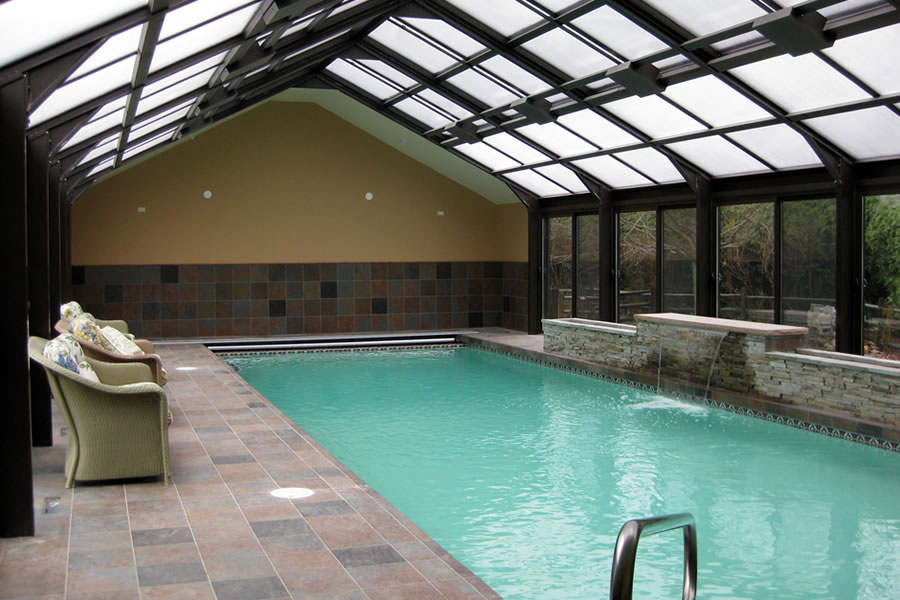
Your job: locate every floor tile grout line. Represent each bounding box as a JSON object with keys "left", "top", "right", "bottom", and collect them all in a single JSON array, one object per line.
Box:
[{"left": 123, "top": 485, "right": 143, "bottom": 599}]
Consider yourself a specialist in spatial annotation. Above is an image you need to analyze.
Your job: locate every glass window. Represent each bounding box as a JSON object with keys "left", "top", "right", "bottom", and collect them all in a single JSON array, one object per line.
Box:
[
  {"left": 417, "top": 89, "right": 473, "bottom": 120},
  {"left": 399, "top": 16, "right": 485, "bottom": 57},
  {"left": 614, "top": 148, "right": 684, "bottom": 184},
  {"left": 62, "top": 107, "right": 125, "bottom": 150},
  {"left": 517, "top": 122, "right": 596, "bottom": 157},
  {"left": 504, "top": 169, "right": 569, "bottom": 197},
  {"left": 128, "top": 102, "right": 192, "bottom": 141},
  {"left": 666, "top": 136, "right": 768, "bottom": 177},
  {"left": 326, "top": 59, "right": 402, "bottom": 100},
  {"left": 576, "top": 214, "right": 600, "bottom": 320},
  {"left": 572, "top": 6, "right": 667, "bottom": 60},
  {"left": 618, "top": 210, "right": 656, "bottom": 323},
  {"left": 456, "top": 142, "right": 520, "bottom": 171},
  {"left": 480, "top": 56, "right": 551, "bottom": 95},
  {"left": 122, "top": 126, "right": 175, "bottom": 160},
  {"left": 393, "top": 97, "right": 452, "bottom": 128},
  {"left": 159, "top": 0, "right": 253, "bottom": 40},
  {"left": 67, "top": 25, "right": 142, "bottom": 81},
  {"left": 521, "top": 28, "right": 614, "bottom": 79},
  {"left": 804, "top": 107, "right": 900, "bottom": 161},
  {"left": 603, "top": 95, "right": 706, "bottom": 139},
  {"left": 557, "top": 109, "right": 639, "bottom": 149},
  {"left": 662, "top": 208, "right": 696, "bottom": 315},
  {"left": 483, "top": 132, "right": 549, "bottom": 165},
  {"left": 823, "top": 23, "right": 900, "bottom": 96},
  {"left": 77, "top": 133, "right": 119, "bottom": 166},
  {"left": 719, "top": 203, "right": 775, "bottom": 323},
  {"left": 782, "top": 198, "right": 836, "bottom": 350},
  {"left": 572, "top": 155, "right": 651, "bottom": 188},
  {"left": 535, "top": 164, "right": 589, "bottom": 194},
  {"left": 357, "top": 58, "right": 417, "bottom": 89},
  {"left": 640, "top": 0, "right": 765, "bottom": 36},
  {"left": 137, "top": 66, "right": 216, "bottom": 116},
  {"left": 662, "top": 76, "right": 771, "bottom": 128},
  {"left": 863, "top": 194, "right": 900, "bottom": 358},
  {"left": 369, "top": 20, "right": 457, "bottom": 74},
  {"left": 546, "top": 216, "right": 573, "bottom": 318},
  {"left": 445, "top": 0, "right": 543, "bottom": 38},
  {"left": 726, "top": 124, "right": 821, "bottom": 170},
  {"left": 446, "top": 69, "right": 519, "bottom": 107}
]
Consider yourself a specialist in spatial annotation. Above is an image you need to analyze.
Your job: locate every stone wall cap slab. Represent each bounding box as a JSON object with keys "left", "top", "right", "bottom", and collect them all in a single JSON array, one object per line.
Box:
[
  {"left": 798, "top": 348, "right": 900, "bottom": 370},
  {"left": 636, "top": 313, "right": 808, "bottom": 336},
  {"left": 767, "top": 351, "right": 900, "bottom": 378},
  {"left": 542, "top": 318, "right": 637, "bottom": 336}
]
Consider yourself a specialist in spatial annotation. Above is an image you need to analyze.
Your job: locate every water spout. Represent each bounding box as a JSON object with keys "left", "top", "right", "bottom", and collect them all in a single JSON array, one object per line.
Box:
[
  {"left": 656, "top": 334, "right": 664, "bottom": 393},
  {"left": 704, "top": 331, "right": 728, "bottom": 400}
]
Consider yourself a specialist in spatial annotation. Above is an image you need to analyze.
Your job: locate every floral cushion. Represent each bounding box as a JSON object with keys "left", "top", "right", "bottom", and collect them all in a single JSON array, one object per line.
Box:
[
  {"left": 77, "top": 360, "right": 100, "bottom": 383},
  {"left": 60, "top": 301, "right": 84, "bottom": 322},
  {"left": 71, "top": 314, "right": 115, "bottom": 351},
  {"left": 43, "top": 335, "right": 98, "bottom": 381},
  {"left": 160, "top": 367, "right": 168, "bottom": 385},
  {"left": 100, "top": 326, "right": 144, "bottom": 356}
]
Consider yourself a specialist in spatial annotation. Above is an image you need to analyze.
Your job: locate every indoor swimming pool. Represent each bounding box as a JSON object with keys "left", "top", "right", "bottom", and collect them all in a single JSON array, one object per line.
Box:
[{"left": 228, "top": 347, "right": 900, "bottom": 599}]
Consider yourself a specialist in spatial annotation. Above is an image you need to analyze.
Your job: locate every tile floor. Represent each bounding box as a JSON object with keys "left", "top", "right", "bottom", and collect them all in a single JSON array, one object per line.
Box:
[{"left": 2, "top": 338, "right": 514, "bottom": 600}]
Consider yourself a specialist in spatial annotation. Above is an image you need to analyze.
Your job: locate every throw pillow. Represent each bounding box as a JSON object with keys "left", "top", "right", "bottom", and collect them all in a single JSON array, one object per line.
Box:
[
  {"left": 60, "top": 301, "right": 84, "bottom": 322},
  {"left": 100, "top": 326, "right": 144, "bottom": 356},
  {"left": 71, "top": 314, "right": 115, "bottom": 351}
]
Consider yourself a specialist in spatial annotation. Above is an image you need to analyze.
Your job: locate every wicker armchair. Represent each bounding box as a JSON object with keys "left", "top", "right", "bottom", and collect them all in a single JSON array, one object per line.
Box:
[
  {"left": 54, "top": 319, "right": 164, "bottom": 385},
  {"left": 29, "top": 336, "right": 171, "bottom": 487}
]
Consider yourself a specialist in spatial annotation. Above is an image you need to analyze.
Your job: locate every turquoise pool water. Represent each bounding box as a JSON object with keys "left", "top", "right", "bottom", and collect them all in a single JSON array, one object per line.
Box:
[{"left": 229, "top": 347, "right": 900, "bottom": 599}]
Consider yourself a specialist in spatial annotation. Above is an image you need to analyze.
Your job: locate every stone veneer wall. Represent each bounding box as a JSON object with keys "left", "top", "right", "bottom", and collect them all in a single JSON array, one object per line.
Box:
[{"left": 71, "top": 262, "right": 528, "bottom": 339}]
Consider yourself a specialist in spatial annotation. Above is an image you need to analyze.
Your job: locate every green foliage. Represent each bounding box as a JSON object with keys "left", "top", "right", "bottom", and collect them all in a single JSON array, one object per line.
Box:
[{"left": 865, "top": 195, "right": 900, "bottom": 306}]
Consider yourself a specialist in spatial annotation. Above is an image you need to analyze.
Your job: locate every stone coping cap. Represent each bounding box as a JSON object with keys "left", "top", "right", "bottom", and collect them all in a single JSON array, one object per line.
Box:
[
  {"left": 542, "top": 318, "right": 638, "bottom": 336},
  {"left": 635, "top": 313, "right": 808, "bottom": 336},
  {"left": 768, "top": 351, "right": 900, "bottom": 378}
]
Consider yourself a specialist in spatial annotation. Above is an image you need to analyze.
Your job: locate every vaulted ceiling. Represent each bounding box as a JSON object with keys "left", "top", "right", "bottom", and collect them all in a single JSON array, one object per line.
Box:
[{"left": 4, "top": 0, "right": 900, "bottom": 204}]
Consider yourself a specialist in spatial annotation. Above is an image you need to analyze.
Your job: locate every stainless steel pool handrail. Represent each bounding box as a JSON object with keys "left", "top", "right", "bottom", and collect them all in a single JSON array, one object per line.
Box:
[{"left": 609, "top": 512, "right": 697, "bottom": 600}]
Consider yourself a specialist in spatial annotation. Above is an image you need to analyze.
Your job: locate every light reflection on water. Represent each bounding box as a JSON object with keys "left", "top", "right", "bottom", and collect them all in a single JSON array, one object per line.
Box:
[{"left": 230, "top": 348, "right": 900, "bottom": 600}]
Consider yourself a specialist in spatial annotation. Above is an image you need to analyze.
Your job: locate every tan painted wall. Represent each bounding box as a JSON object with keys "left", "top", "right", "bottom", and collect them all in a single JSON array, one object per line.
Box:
[{"left": 73, "top": 101, "right": 526, "bottom": 265}]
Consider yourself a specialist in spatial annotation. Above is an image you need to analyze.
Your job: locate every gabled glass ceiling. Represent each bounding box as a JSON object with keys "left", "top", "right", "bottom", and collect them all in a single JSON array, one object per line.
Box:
[{"left": 6, "top": 0, "right": 900, "bottom": 199}]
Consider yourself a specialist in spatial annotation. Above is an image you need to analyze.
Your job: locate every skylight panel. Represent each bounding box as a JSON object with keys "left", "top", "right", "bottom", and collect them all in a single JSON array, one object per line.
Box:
[
  {"left": 418, "top": 89, "right": 472, "bottom": 120},
  {"left": 281, "top": 15, "right": 318, "bottom": 39},
  {"left": 484, "top": 132, "right": 549, "bottom": 165},
  {"left": 729, "top": 54, "right": 870, "bottom": 114},
  {"left": 533, "top": 0, "right": 584, "bottom": 13},
  {"left": 159, "top": 0, "right": 253, "bottom": 41},
  {"left": 666, "top": 136, "right": 768, "bottom": 177},
  {"left": 521, "top": 28, "right": 615, "bottom": 79},
  {"left": 823, "top": 23, "right": 900, "bottom": 96},
  {"left": 142, "top": 52, "right": 226, "bottom": 97},
  {"left": 93, "top": 95, "right": 130, "bottom": 121},
  {"left": 62, "top": 108, "right": 126, "bottom": 150},
  {"left": 137, "top": 67, "right": 215, "bottom": 116},
  {"left": 572, "top": 155, "right": 652, "bottom": 188},
  {"left": 480, "top": 56, "right": 551, "bottom": 95},
  {"left": 818, "top": 0, "right": 886, "bottom": 20},
  {"left": 456, "top": 142, "right": 520, "bottom": 171},
  {"left": 87, "top": 157, "right": 116, "bottom": 178},
  {"left": 150, "top": 3, "right": 259, "bottom": 73},
  {"left": 393, "top": 97, "right": 452, "bottom": 129},
  {"left": 369, "top": 21, "right": 457, "bottom": 74},
  {"left": 128, "top": 102, "right": 192, "bottom": 142},
  {"left": 535, "top": 164, "right": 589, "bottom": 193},
  {"left": 663, "top": 76, "right": 771, "bottom": 128},
  {"left": 557, "top": 109, "right": 639, "bottom": 149},
  {"left": 710, "top": 31, "right": 766, "bottom": 53},
  {"left": 572, "top": 6, "right": 668, "bottom": 61},
  {"left": 726, "top": 124, "right": 821, "bottom": 169},
  {"left": 329, "top": 0, "right": 370, "bottom": 18},
  {"left": 399, "top": 17, "right": 485, "bottom": 58},
  {"left": 445, "top": 0, "right": 543, "bottom": 38},
  {"left": 517, "top": 122, "right": 596, "bottom": 157},
  {"left": 447, "top": 69, "right": 519, "bottom": 108},
  {"left": 29, "top": 55, "right": 136, "bottom": 127},
  {"left": 122, "top": 127, "right": 176, "bottom": 161},
  {"left": 326, "top": 59, "right": 402, "bottom": 100},
  {"left": 0, "top": 0, "right": 146, "bottom": 69},
  {"left": 357, "top": 59, "right": 417, "bottom": 89},
  {"left": 804, "top": 107, "right": 900, "bottom": 160},
  {"left": 280, "top": 29, "right": 351, "bottom": 64},
  {"left": 614, "top": 148, "right": 684, "bottom": 183},
  {"left": 603, "top": 96, "right": 706, "bottom": 139},
  {"left": 503, "top": 169, "right": 570, "bottom": 197},
  {"left": 640, "top": 0, "right": 765, "bottom": 37},
  {"left": 77, "top": 133, "right": 119, "bottom": 166},
  {"left": 68, "top": 25, "right": 142, "bottom": 81}
]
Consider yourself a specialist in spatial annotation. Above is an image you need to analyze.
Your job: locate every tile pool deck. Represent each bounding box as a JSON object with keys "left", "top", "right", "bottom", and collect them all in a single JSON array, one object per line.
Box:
[{"left": 2, "top": 331, "right": 542, "bottom": 600}]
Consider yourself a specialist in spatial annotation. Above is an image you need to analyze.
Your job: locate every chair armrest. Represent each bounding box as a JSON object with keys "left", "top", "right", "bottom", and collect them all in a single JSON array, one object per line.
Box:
[
  {"left": 134, "top": 338, "right": 155, "bottom": 354},
  {"left": 82, "top": 347, "right": 166, "bottom": 386},
  {"left": 54, "top": 319, "right": 71, "bottom": 335},
  {"left": 87, "top": 357, "right": 156, "bottom": 386}
]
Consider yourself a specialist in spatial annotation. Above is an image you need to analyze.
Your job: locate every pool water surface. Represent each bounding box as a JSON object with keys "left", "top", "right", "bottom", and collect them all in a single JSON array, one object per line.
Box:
[{"left": 229, "top": 347, "right": 900, "bottom": 599}]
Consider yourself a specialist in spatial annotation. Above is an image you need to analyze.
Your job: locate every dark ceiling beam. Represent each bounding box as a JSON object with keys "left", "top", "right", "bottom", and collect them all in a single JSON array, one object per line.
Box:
[{"left": 26, "top": 43, "right": 102, "bottom": 112}]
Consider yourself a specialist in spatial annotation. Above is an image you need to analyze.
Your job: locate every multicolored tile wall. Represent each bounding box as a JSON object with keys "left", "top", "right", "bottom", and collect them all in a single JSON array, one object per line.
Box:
[{"left": 71, "top": 262, "right": 528, "bottom": 338}]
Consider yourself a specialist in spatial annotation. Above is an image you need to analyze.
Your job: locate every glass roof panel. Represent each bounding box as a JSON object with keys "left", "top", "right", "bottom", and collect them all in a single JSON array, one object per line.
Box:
[
  {"left": 521, "top": 28, "right": 615, "bottom": 79},
  {"left": 369, "top": 20, "right": 457, "bottom": 74},
  {"left": 517, "top": 122, "right": 596, "bottom": 157},
  {"left": 804, "top": 107, "right": 900, "bottom": 160},
  {"left": 663, "top": 76, "right": 771, "bottom": 127},
  {"left": 0, "top": 0, "right": 146, "bottom": 69},
  {"left": 68, "top": 25, "right": 142, "bottom": 81},
  {"left": 572, "top": 155, "right": 652, "bottom": 188},
  {"left": 29, "top": 55, "right": 136, "bottom": 127},
  {"left": 711, "top": 31, "right": 766, "bottom": 53},
  {"left": 533, "top": 0, "right": 583, "bottom": 13},
  {"left": 150, "top": 3, "right": 259, "bottom": 73},
  {"left": 418, "top": 89, "right": 473, "bottom": 120},
  {"left": 572, "top": 6, "right": 667, "bottom": 61},
  {"left": 78, "top": 134, "right": 119, "bottom": 166},
  {"left": 280, "top": 14, "right": 317, "bottom": 39},
  {"left": 281, "top": 28, "right": 351, "bottom": 63},
  {"left": 726, "top": 124, "right": 821, "bottom": 170},
  {"left": 137, "top": 67, "right": 215, "bottom": 115},
  {"left": 503, "top": 169, "right": 570, "bottom": 197},
  {"left": 393, "top": 97, "right": 453, "bottom": 128},
  {"left": 128, "top": 102, "right": 192, "bottom": 142},
  {"left": 143, "top": 52, "right": 226, "bottom": 97},
  {"left": 62, "top": 108, "right": 126, "bottom": 150},
  {"left": 484, "top": 132, "right": 549, "bottom": 165},
  {"left": 122, "top": 127, "right": 176, "bottom": 161},
  {"left": 666, "top": 136, "right": 768, "bottom": 176},
  {"left": 444, "top": 0, "right": 543, "bottom": 38},
  {"left": 535, "top": 164, "right": 589, "bottom": 193},
  {"left": 329, "top": 0, "right": 370, "bottom": 18},
  {"left": 480, "top": 56, "right": 551, "bottom": 95},
  {"left": 557, "top": 109, "right": 640, "bottom": 149},
  {"left": 92, "top": 95, "right": 129, "bottom": 121},
  {"left": 603, "top": 95, "right": 706, "bottom": 139},
  {"left": 729, "top": 54, "right": 870, "bottom": 113},
  {"left": 326, "top": 59, "right": 401, "bottom": 100},
  {"left": 456, "top": 142, "right": 520, "bottom": 171},
  {"left": 357, "top": 59, "right": 417, "bottom": 89},
  {"left": 399, "top": 17, "right": 485, "bottom": 58},
  {"left": 640, "top": 0, "right": 765, "bottom": 36},
  {"left": 818, "top": 0, "right": 886, "bottom": 20},
  {"left": 159, "top": 0, "right": 253, "bottom": 41},
  {"left": 87, "top": 157, "right": 116, "bottom": 178},
  {"left": 614, "top": 148, "right": 684, "bottom": 183},
  {"left": 823, "top": 23, "right": 900, "bottom": 96},
  {"left": 446, "top": 69, "right": 519, "bottom": 108}
]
